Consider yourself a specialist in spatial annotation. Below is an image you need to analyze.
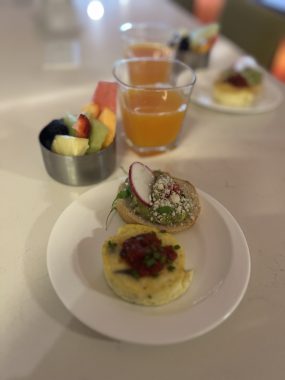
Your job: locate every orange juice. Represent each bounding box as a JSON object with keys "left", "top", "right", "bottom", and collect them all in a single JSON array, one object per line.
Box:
[
  {"left": 120, "top": 89, "right": 187, "bottom": 147},
  {"left": 126, "top": 42, "right": 174, "bottom": 85},
  {"left": 126, "top": 42, "right": 173, "bottom": 58}
]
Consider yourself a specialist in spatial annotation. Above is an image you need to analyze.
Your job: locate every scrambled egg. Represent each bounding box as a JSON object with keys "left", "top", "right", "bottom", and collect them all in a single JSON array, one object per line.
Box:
[{"left": 102, "top": 224, "right": 193, "bottom": 306}]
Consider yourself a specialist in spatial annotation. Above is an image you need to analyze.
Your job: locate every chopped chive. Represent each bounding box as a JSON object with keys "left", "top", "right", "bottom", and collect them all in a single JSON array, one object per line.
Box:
[
  {"left": 114, "top": 268, "right": 140, "bottom": 278},
  {"left": 130, "top": 269, "right": 140, "bottom": 279},
  {"left": 173, "top": 245, "right": 180, "bottom": 250},
  {"left": 153, "top": 252, "right": 161, "bottom": 260},
  {"left": 108, "top": 240, "right": 117, "bottom": 251},
  {"left": 145, "top": 257, "right": 156, "bottom": 267}
]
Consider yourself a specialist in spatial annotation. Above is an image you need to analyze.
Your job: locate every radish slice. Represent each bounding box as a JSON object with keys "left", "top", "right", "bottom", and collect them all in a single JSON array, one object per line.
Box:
[{"left": 129, "top": 162, "right": 154, "bottom": 206}]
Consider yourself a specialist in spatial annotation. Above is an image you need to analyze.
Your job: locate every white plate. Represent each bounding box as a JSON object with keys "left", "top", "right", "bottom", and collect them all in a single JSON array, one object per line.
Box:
[
  {"left": 191, "top": 68, "right": 283, "bottom": 114},
  {"left": 47, "top": 177, "right": 250, "bottom": 345}
]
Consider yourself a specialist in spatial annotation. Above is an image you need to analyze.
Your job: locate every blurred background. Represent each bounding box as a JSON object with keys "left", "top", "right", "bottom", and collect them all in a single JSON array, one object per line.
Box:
[
  {"left": 173, "top": 0, "right": 285, "bottom": 82},
  {"left": 0, "top": 0, "right": 284, "bottom": 107}
]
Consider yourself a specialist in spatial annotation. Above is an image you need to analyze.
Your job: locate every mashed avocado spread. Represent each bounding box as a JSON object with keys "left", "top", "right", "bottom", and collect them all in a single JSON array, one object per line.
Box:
[{"left": 118, "top": 171, "right": 193, "bottom": 226}]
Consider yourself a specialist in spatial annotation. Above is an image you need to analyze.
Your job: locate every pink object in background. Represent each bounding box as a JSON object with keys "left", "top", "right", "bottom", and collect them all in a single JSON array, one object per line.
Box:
[
  {"left": 271, "top": 38, "right": 285, "bottom": 83},
  {"left": 193, "top": 0, "right": 225, "bottom": 23}
]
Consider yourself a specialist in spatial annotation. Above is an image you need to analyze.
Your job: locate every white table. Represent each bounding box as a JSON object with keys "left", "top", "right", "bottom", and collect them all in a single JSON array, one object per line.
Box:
[{"left": 1, "top": 1, "right": 285, "bottom": 379}]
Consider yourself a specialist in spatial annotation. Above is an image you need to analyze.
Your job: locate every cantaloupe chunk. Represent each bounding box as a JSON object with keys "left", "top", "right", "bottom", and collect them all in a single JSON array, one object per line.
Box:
[
  {"left": 98, "top": 107, "right": 116, "bottom": 147},
  {"left": 81, "top": 103, "right": 100, "bottom": 119}
]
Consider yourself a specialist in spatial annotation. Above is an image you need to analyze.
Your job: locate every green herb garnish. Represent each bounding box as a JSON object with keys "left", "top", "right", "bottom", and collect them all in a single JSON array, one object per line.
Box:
[
  {"left": 108, "top": 240, "right": 117, "bottom": 251},
  {"left": 105, "top": 184, "right": 131, "bottom": 229},
  {"left": 114, "top": 268, "right": 140, "bottom": 278},
  {"left": 173, "top": 245, "right": 180, "bottom": 250},
  {"left": 153, "top": 251, "right": 162, "bottom": 260},
  {"left": 116, "top": 187, "right": 131, "bottom": 200},
  {"left": 144, "top": 257, "right": 156, "bottom": 267},
  {"left": 130, "top": 269, "right": 140, "bottom": 279}
]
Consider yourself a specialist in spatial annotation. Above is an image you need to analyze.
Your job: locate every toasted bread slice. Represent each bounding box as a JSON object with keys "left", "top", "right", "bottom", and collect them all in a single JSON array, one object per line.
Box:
[{"left": 115, "top": 176, "right": 201, "bottom": 233}]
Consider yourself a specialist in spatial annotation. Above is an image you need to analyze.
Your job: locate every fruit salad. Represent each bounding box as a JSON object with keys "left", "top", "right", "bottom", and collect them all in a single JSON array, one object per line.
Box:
[
  {"left": 41, "top": 81, "right": 117, "bottom": 156},
  {"left": 172, "top": 23, "right": 219, "bottom": 55}
]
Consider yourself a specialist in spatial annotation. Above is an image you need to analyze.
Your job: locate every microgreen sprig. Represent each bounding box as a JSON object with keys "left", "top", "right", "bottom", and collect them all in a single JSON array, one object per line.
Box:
[{"left": 105, "top": 184, "right": 131, "bottom": 230}]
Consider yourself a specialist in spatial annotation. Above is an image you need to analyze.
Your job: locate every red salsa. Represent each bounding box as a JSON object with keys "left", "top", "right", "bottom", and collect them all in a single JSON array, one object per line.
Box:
[
  {"left": 120, "top": 232, "right": 178, "bottom": 278},
  {"left": 225, "top": 73, "right": 249, "bottom": 88}
]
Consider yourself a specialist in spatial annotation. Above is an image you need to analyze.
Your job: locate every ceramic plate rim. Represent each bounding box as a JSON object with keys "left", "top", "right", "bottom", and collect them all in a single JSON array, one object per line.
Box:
[{"left": 47, "top": 177, "right": 251, "bottom": 345}]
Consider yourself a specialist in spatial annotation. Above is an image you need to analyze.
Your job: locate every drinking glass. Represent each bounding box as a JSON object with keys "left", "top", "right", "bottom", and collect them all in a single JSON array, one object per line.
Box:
[
  {"left": 113, "top": 57, "right": 196, "bottom": 155},
  {"left": 120, "top": 22, "right": 175, "bottom": 60}
]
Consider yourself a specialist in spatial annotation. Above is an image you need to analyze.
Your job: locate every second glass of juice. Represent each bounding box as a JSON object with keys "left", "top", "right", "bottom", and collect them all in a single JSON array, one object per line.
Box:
[
  {"left": 113, "top": 58, "right": 196, "bottom": 154},
  {"left": 120, "top": 22, "right": 175, "bottom": 84}
]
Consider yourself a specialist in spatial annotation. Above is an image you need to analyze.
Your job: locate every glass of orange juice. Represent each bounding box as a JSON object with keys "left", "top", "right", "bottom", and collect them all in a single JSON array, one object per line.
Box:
[
  {"left": 120, "top": 22, "right": 175, "bottom": 58},
  {"left": 120, "top": 22, "right": 175, "bottom": 85},
  {"left": 113, "top": 57, "right": 196, "bottom": 154}
]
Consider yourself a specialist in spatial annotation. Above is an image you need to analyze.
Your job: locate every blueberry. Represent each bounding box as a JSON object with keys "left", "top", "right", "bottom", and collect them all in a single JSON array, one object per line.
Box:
[
  {"left": 40, "top": 119, "right": 69, "bottom": 150},
  {"left": 178, "top": 36, "right": 190, "bottom": 51}
]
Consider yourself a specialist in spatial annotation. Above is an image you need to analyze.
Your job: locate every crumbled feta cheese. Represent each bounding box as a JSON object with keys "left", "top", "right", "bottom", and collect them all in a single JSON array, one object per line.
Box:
[
  {"left": 170, "top": 193, "right": 180, "bottom": 203},
  {"left": 147, "top": 172, "right": 194, "bottom": 225}
]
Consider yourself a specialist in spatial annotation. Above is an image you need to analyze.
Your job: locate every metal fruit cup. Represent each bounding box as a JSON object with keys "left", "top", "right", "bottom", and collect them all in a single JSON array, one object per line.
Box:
[
  {"left": 176, "top": 50, "right": 209, "bottom": 70},
  {"left": 113, "top": 57, "right": 196, "bottom": 155},
  {"left": 39, "top": 126, "right": 116, "bottom": 186}
]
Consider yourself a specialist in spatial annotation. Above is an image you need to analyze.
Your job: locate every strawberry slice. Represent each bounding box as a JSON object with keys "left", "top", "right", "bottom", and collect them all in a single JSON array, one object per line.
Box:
[
  {"left": 72, "top": 114, "right": 91, "bottom": 138},
  {"left": 92, "top": 81, "right": 117, "bottom": 113}
]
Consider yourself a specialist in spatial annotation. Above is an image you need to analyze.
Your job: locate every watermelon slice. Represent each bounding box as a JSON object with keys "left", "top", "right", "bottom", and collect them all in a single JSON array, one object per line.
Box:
[{"left": 92, "top": 81, "right": 117, "bottom": 113}]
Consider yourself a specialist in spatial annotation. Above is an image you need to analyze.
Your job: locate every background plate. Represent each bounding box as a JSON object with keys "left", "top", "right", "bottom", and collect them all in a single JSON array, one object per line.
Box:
[{"left": 191, "top": 68, "right": 283, "bottom": 114}]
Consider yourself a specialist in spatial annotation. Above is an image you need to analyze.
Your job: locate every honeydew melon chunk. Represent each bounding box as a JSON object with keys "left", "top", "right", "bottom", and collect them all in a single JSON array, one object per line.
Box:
[
  {"left": 87, "top": 118, "right": 108, "bottom": 153},
  {"left": 51, "top": 135, "right": 89, "bottom": 156},
  {"left": 63, "top": 113, "right": 77, "bottom": 136}
]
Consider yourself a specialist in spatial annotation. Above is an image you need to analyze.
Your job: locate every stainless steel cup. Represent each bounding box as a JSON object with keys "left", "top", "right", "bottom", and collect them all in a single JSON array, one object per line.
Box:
[
  {"left": 176, "top": 50, "right": 209, "bottom": 70},
  {"left": 39, "top": 126, "right": 116, "bottom": 186}
]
